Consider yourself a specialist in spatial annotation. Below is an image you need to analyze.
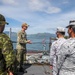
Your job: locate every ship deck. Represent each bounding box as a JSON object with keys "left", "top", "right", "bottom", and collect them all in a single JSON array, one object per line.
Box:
[{"left": 17, "top": 63, "right": 52, "bottom": 75}]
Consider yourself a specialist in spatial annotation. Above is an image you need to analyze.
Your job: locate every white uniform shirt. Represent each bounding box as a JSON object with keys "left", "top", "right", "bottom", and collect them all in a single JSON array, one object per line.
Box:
[
  {"left": 57, "top": 38, "right": 75, "bottom": 75},
  {"left": 50, "top": 38, "right": 66, "bottom": 75}
]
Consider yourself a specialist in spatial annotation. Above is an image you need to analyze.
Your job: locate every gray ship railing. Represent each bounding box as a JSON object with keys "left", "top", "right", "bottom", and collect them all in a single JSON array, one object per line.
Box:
[
  {"left": 11, "top": 38, "right": 56, "bottom": 75},
  {"left": 12, "top": 37, "right": 56, "bottom": 64}
]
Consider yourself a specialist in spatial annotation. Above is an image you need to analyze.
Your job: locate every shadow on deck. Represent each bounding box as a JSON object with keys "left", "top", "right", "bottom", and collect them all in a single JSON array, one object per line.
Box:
[{"left": 17, "top": 63, "right": 52, "bottom": 75}]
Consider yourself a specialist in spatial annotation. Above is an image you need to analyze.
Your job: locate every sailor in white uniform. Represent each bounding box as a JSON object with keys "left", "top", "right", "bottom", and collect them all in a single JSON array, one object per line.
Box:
[
  {"left": 57, "top": 20, "right": 75, "bottom": 75},
  {"left": 50, "top": 27, "right": 66, "bottom": 75}
]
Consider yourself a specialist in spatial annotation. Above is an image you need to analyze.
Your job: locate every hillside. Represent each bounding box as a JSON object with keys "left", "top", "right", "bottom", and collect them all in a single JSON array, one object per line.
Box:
[
  {"left": 4, "top": 31, "right": 55, "bottom": 40},
  {"left": 4, "top": 31, "right": 56, "bottom": 50}
]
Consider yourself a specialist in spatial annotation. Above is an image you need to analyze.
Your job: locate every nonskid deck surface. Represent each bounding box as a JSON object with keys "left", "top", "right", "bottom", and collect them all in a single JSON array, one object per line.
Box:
[{"left": 17, "top": 63, "right": 52, "bottom": 75}]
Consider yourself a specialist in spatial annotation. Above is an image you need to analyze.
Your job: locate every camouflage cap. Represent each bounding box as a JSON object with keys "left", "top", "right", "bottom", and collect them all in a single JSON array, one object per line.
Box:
[
  {"left": 0, "top": 14, "right": 9, "bottom": 25},
  {"left": 22, "top": 23, "right": 29, "bottom": 27}
]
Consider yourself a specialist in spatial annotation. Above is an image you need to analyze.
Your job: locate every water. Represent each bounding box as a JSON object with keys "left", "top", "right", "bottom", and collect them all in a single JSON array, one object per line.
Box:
[
  {"left": 9, "top": 32, "right": 55, "bottom": 51},
  {"left": 11, "top": 36, "right": 49, "bottom": 51}
]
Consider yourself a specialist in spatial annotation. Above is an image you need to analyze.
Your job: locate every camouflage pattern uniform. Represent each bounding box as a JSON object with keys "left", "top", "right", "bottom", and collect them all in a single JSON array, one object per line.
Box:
[
  {"left": 16, "top": 30, "right": 28, "bottom": 68},
  {"left": 57, "top": 38, "right": 75, "bottom": 75},
  {"left": 50, "top": 38, "right": 66, "bottom": 75},
  {"left": 0, "top": 33, "right": 15, "bottom": 75}
]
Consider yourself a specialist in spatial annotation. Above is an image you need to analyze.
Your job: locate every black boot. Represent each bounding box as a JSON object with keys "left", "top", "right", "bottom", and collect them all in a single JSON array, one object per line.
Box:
[
  {"left": 19, "top": 67, "right": 24, "bottom": 72},
  {"left": 19, "top": 67, "right": 27, "bottom": 73},
  {"left": 24, "top": 70, "right": 27, "bottom": 73}
]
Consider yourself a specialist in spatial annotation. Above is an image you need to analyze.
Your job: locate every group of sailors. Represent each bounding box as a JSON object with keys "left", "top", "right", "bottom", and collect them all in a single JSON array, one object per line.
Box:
[
  {"left": 1, "top": 13, "right": 75, "bottom": 75},
  {"left": 50, "top": 20, "right": 75, "bottom": 75}
]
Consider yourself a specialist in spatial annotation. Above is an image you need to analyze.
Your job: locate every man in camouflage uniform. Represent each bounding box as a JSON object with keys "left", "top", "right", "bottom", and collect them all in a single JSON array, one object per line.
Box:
[
  {"left": 0, "top": 14, "right": 16, "bottom": 75},
  {"left": 50, "top": 27, "right": 66, "bottom": 75},
  {"left": 57, "top": 20, "right": 75, "bottom": 75},
  {"left": 16, "top": 23, "right": 31, "bottom": 72}
]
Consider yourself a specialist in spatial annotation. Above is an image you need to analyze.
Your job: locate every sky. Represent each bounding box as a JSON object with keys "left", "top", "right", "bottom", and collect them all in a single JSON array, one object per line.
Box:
[{"left": 0, "top": 0, "right": 75, "bottom": 34}]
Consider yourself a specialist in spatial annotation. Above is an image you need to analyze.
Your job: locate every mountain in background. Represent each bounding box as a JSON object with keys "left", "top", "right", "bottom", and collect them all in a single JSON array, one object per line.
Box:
[
  {"left": 4, "top": 31, "right": 56, "bottom": 50},
  {"left": 4, "top": 31, "right": 56, "bottom": 40},
  {"left": 28, "top": 32, "right": 56, "bottom": 39}
]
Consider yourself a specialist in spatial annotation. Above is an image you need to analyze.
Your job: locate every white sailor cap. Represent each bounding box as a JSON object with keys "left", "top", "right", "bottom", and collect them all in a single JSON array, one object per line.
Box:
[
  {"left": 56, "top": 27, "right": 65, "bottom": 32},
  {"left": 66, "top": 20, "right": 75, "bottom": 28}
]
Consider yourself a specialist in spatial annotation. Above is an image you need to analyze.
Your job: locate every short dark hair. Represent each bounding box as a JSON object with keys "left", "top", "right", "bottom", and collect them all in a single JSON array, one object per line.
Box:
[
  {"left": 57, "top": 31, "right": 65, "bottom": 35},
  {"left": 69, "top": 20, "right": 75, "bottom": 23},
  {"left": 71, "top": 26, "right": 75, "bottom": 33},
  {"left": 60, "top": 32, "right": 65, "bottom": 35}
]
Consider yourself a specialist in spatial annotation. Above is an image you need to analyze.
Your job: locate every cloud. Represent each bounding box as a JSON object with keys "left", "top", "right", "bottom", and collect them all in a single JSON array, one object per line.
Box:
[
  {"left": 5, "top": 27, "right": 21, "bottom": 32},
  {"left": 0, "top": 0, "right": 61, "bottom": 24},
  {"left": 32, "top": 11, "right": 75, "bottom": 33},
  {"left": 5, "top": 10, "right": 75, "bottom": 34},
  {"left": 44, "top": 7, "right": 61, "bottom": 14},
  {"left": 0, "top": 0, "right": 61, "bottom": 20},
  {"left": 27, "top": 0, "right": 61, "bottom": 14},
  {"left": 1, "top": 0, "right": 75, "bottom": 34},
  {"left": 62, "top": 0, "right": 69, "bottom": 4},
  {"left": 0, "top": 0, "right": 18, "bottom": 6}
]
